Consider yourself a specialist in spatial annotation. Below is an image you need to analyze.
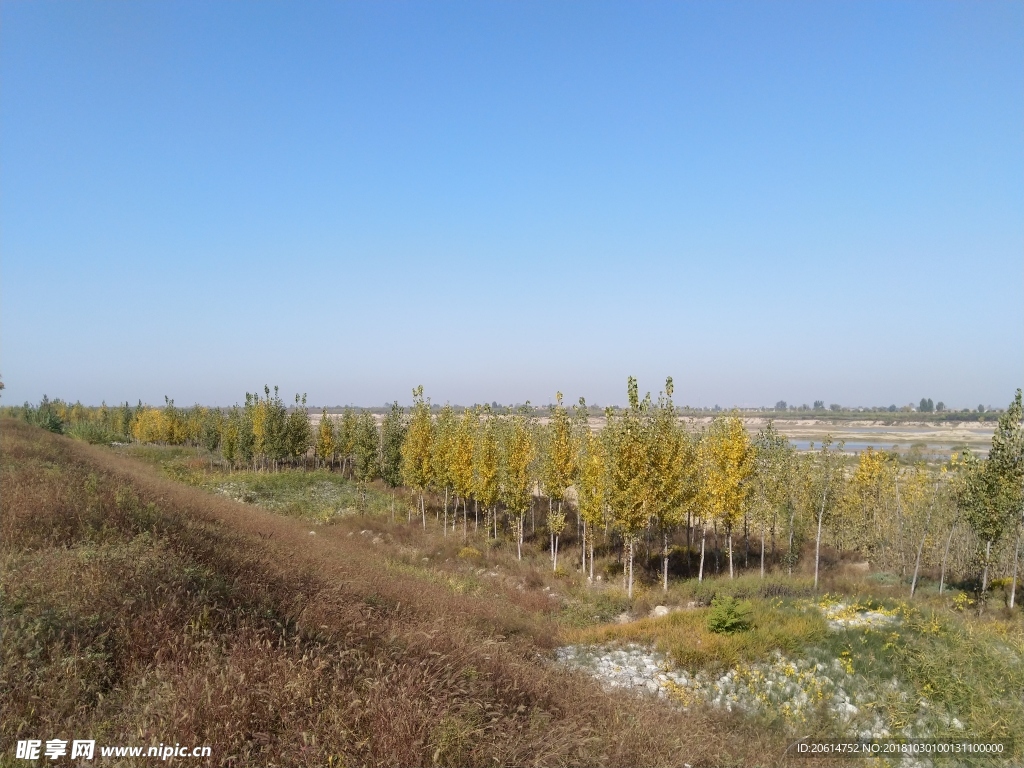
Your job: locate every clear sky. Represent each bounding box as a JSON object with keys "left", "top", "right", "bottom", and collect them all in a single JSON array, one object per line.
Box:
[{"left": 2, "top": 1, "right": 1021, "bottom": 410}]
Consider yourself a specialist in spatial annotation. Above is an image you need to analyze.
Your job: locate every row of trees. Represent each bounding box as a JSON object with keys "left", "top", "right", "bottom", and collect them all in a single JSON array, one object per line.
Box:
[{"left": 9, "top": 384, "right": 1022, "bottom": 604}]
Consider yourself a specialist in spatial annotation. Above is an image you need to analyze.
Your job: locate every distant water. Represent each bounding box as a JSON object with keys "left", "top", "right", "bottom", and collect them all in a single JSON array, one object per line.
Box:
[{"left": 791, "top": 440, "right": 982, "bottom": 456}]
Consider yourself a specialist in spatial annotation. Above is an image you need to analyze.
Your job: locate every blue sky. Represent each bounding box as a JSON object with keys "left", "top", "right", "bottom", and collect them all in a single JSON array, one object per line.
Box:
[{"left": 2, "top": 1, "right": 1021, "bottom": 409}]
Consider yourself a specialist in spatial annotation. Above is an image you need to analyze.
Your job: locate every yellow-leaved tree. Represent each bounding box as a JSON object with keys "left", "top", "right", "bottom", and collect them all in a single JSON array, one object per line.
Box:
[
  {"left": 704, "top": 414, "right": 754, "bottom": 579},
  {"left": 452, "top": 407, "right": 478, "bottom": 540},
  {"left": 648, "top": 377, "right": 691, "bottom": 592},
  {"left": 576, "top": 424, "right": 607, "bottom": 582},
  {"left": 400, "top": 386, "right": 433, "bottom": 529},
  {"left": 431, "top": 404, "right": 458, "bottom": 535},
  {"left": 473, "top": 406, "right": 500, "bottom": 537},
  {"left": 499, "top": 408, "right": 535, "bottom": 560},
  {"left": 606, "top": 377, "right": 653, "bottom": 598},
  {"left": 543, "top": 392, "right": 577, "bottom": 571},
  {"left": 315, "top": 408, "right": 336, "bottom": 469}
]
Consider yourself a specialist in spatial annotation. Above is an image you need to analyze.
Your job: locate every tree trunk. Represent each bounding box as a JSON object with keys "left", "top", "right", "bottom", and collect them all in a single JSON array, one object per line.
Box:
[
  {"left": 581, "top": 518, "right": 587, "bottom": 576},
  {"left": 895, "top": 478, "right": 906, "bottom": 578},
  {"left": 554, "top": 534, "right": 559, "bottom": 571},
  {"left": 517, "top": 513, "right": 524, "bottom": 560},
  {"left": 814, "top": 483, "right": 827, "bottom": 591},
  {"left": 910, "top": 506, "right": 931, "bottom": 598},
  {"left": 662, "top": 531, "right": 670, "bottom": 592},
  {"left": 463, "top": 496, "right": 467, "bottom": 541},
  {"left": 443, "top": 488, "right": 449, "bottom": 537},
  {"left": 1009, "top": 530, "right": 1021, "bottom": 611},
  {"left": 627, "top": 539, "right": 635, "bottom": 599},
  {"left": 771, "top": 508, "right": 778, "bottom": 557},
  {"left": 981, "top": 539, "right": 992, "bottom": 594},
  {"left": 590, "top": 538, "right": 595, "bottom": 582},
  {"left": 686, "top": 512, "right": 692, "bottom": 567},
  {"left": 474, "top": 499, "right": 478, "bottom": 532},
  {"left": 939, "top": 524, "right": 955, "bottom": 595},
  {"left": 788, "top": 504, "right": 797, "bottom": 576},
  {"left": 713, "top": 521, "right": 719, "bottom": 574},
  {"left": 728, "top": 531, "right": 734, "bottom": 579},
  {"left": 744, "top": 513, "right": 749, "bottom": 568},
  {"left": 698, "top": 523, "right": 707, "bottom": 583},
  {"left": 421, "top": 493, "right": 426, "bottom": 530},
  {"left": 760, "top": 523, "right": 766, "bottom": 579},
  {"left": 581, "top": 514, "right": 589, "bottom": 573}
]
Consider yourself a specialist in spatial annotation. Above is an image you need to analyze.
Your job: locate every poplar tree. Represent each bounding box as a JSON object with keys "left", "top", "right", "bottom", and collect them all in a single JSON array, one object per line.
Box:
[
  {"left": 704, "top": 414, "right": 754, "bottom": 579},
  {"left": 315, "top": 409, "right": 337, "bottom": 469},
  {"left": 499, "top": 408, "right": 535, "bottom": 560},
  {"left": 810, "top": 437, "right": 843, "bottom": 590},
  {"left": 352, "top": 411, "right": 380, "bottom": 484},
  {"left": 380, "top": 401, "right": 408, "bottom": 487},
  {"left": 987, "top": 389, "right": 1023, "bottom": 608},
  {"left": 543, "top": 393, "right": 576, "bottom": 571},
  {"left": 648, "top": 378, "right": 689, "bottom": 592},
  {"left": 606, "top": 377, "right": 653, "bottom": 598},
  {"left": 285, "top": 393, "right": 312, "bottom": 467},
  {"left": 400, "top": 386, "right": 434, "bottom": 528},
  {"left": 221, "top": 409, "right": 240, "bottom": 470},
  {"left": 239, "top": 396, "right": 256, "bottom": 469},
  {"left": 336, "top": 407, "right": 358, "bottom": 477},
  {"left": 692, "top": 429, "right": 714, "bottom": 582},
  {"left": 432, "top": 405, "right": 458, "bottom": 534},
  {"left": 576, "top": 428, "right": 607, "bottom": 581},
  {"left": 752, "top": 421, "right": 793, "bottom": 578},
  {"left": 473, "top": 406, "right": 500, "bottom": 537},
  {"left": 201, "top": 408, "right": 223, "bottom": 455},
  {"left": 961, "top": 390, "right": 1024, "bottom": 600},
  {"left": 452, "top": 408, "right": 478, "bottom": 538}
]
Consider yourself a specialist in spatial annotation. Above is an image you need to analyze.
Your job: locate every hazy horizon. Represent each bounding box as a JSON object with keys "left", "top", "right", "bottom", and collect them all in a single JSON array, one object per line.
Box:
[{"left": 3, "top": 2, "right": 1021, "bottom": 410}]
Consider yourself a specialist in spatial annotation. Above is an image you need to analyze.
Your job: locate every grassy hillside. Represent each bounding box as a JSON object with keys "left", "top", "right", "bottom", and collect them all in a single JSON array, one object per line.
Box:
[{"left": 2, "top": 420, "right": 798, "bottom": 767}]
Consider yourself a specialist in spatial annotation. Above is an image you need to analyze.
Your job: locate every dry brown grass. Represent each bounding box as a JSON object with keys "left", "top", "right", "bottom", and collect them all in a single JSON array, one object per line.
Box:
[{"left": 2, "top": 420, "right": 831, "bottom": 767}]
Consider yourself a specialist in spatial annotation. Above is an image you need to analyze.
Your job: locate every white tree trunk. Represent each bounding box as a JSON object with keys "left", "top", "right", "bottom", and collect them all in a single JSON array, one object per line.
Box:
[
  {"left": 760, "top": 524, "right": 766, "bottom": 579},
  {"left": 728, "top": 532, "right": 734, "bottom": 579},
  {"left": 814, "top": 484, "right": 827, "bottom": 591},
  {"left": 698, "top": 523, "right": 707, "bottom": 583},
  {"left": 627, "top": 539, "right": 634, "bottom": 599},
  {"left": 663, "top": 531, "right": 669, "bottom": 592},
  {"left": 910, "top": 506, "right": 931, "bottom": 598},
  {"left": 939, "top": 524, "right": 955, "bottom": 595},
  {"left": 581, "top": 519, "right": 587, "bottom": 576},
  {"left": 581, "top": 518, "right": 589, "bottom": 577},
  {"left": 1009, "top": 530, "right": 1021, "bottom": 611},
  {"left": 981, "top": 539, "right": 992, "bottom": 593},
  {"left": 788, "top": 504, "right": 796, "bottom": 576}
]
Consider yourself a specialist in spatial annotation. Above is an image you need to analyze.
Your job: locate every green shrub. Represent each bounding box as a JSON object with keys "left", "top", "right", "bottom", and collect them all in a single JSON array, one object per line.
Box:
[
  {"left": 706, "top": 595, "right": 752, "bottom": 634},
  {"left": 67, "top": 422, "right": 121, "bottom": 445}
]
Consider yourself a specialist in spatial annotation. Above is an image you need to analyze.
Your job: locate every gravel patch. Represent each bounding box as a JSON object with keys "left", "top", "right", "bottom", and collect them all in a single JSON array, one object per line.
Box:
[{"left": 555, "top": 642, "right": 962, "bottom": 754}]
